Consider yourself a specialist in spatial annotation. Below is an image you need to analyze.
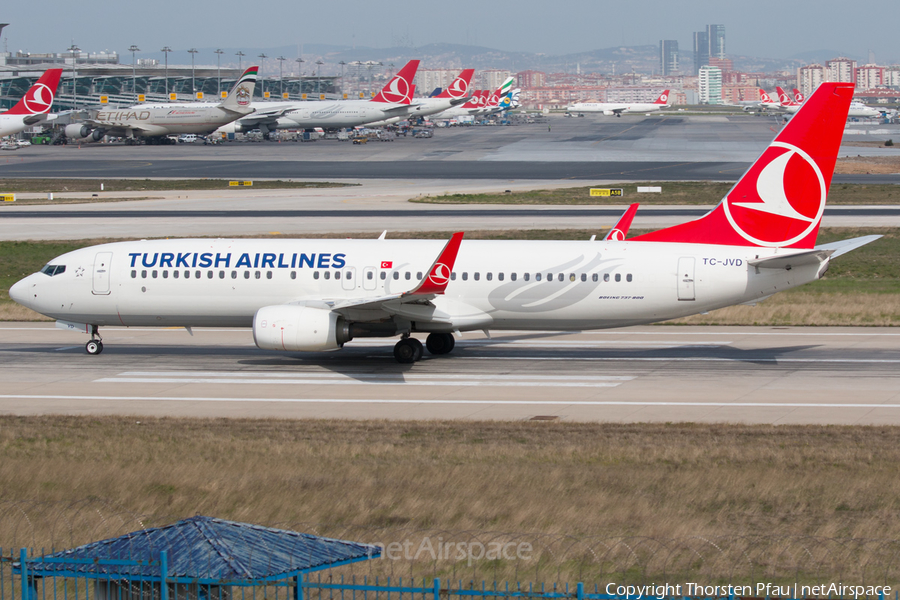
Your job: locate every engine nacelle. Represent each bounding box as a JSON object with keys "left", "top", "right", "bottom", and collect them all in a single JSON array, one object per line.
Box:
[
  {"left": 64, "top": 124, "right": 90, "bottom": 139},
  {"left": 603, "top": 110, "right": 616, "bottom": 116},
  {"left": 252, "top": 305, "right": 351, "bottom": 352}
]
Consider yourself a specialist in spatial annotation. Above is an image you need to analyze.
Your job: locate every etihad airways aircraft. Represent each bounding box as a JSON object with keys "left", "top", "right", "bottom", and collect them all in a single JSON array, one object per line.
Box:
[
  {"left": 66, "top": 67, "right": 258, "bottom": 144},
  {"left": 567, "top": 90, "right": 670, "bottom": 116},
  {"left": 0, "top": 69, "right": 63, "bottom": 137},
  {"left": 219, "top": 60, "right": 421, "bottom": 135},
  {"left": 10, "top": 83, "right": 879, "bottom": 363}
]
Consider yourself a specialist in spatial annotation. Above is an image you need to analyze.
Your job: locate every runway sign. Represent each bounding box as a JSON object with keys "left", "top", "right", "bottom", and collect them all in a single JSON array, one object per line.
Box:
[
  {"left": 228, "top": 181, "right": 253, "bottom": 187},
  {"left": 1, "top": 194, "right": 15, "bottom": 202},
  {"left": 590, "top": 188, "right": 623, "bottom": 197},
  {"left": 638, "top": 186, "right": 662, "bottom": 193}
]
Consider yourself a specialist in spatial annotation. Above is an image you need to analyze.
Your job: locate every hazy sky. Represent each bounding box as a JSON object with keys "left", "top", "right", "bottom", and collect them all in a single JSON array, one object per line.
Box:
[{"left": 3, "top": 0, "right": 898, "bottom": 64}]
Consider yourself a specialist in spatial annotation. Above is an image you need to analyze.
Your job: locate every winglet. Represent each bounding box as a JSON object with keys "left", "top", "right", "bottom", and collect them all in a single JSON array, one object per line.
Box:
[
  {"left": 405, "top": 232, "right": 464, "bottom": 296},
  {"left": 604, "top": 203, "right": 639, "bottom": 241}
]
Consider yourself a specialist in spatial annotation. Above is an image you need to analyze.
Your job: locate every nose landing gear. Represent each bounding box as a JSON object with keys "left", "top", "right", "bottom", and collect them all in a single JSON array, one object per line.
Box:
[{"left": 85, "top": 325, "right": 103, "bottom": 355}]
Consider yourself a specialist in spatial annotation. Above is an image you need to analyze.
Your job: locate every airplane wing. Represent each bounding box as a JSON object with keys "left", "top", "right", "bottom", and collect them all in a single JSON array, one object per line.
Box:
[{"left": 329, "top": 232, "right": 464, "bottom": 317}]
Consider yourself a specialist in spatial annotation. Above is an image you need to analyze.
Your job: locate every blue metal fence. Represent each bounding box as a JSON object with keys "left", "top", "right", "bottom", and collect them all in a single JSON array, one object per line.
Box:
[{"left": 2, "top": 548, "right": 898, "bottom": 600}]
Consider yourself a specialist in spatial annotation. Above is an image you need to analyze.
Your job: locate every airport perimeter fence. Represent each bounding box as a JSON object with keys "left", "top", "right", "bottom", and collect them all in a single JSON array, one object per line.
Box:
[{"left": 2, "top": 500, "right": 900, "bottom": 592}]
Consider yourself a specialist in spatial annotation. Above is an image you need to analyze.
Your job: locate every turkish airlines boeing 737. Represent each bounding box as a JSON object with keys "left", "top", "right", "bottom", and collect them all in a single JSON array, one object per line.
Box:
[{"left": 10, "top": 82, "right": 878, "bottom": 363}]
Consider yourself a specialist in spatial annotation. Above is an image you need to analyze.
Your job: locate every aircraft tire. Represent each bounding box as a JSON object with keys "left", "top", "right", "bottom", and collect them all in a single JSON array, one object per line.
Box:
[
  {"left": 426, "top": 333, "right": 455, "bottom": 355},
  {"left": 394, "top": 338, "right": 423, "bottom": 363},
  {"left": 85, "top": 340, "right": 103, "bottom": 355}
]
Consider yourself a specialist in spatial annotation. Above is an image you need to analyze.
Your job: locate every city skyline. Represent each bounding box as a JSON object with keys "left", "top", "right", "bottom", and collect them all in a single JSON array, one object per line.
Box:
[{"left": 2, "top": 0, "right": 898, "bottom": 66}]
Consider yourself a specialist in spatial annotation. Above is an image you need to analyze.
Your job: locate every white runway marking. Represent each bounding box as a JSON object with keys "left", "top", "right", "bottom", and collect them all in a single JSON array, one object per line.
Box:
[
  {"left": 3, "top": 394, "right": 900, "bottom": 408},
  {"left": 468, "top": 356, "right": 900, "bottom": 364},
  {"left": 96, "top": 371, "right": 635, "bottom": 388}
]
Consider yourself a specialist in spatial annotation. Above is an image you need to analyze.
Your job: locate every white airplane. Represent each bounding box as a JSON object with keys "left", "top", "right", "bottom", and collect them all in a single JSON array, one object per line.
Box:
[
  {"left": 219, "top": 60, "right": 421, "bottom": 135},
  {"left": 405, "top": 68, "right": 475, "bottom": 118},
  {"left": 778, "top": 85, "right": 880, "bottom": 118},
  {"left": 433, "top": 90, "right": 489, "bottom": 119},
  {"left": 65, "top": 67, "right": 258, "bottom": 144},
  {"left": 567, "top": 90, "right": 670, "bottom": 117},
  {"left": 0, "top": 68, "right": 63, "bottom": 137},
  {"left": 10, "top": 82, "right": 879, "bottom": 363}
]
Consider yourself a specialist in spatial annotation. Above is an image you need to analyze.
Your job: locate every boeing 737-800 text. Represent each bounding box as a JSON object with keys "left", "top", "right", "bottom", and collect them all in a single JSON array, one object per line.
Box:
[{"left": 10, "top": 83, "right": 878, "bottom": 363}]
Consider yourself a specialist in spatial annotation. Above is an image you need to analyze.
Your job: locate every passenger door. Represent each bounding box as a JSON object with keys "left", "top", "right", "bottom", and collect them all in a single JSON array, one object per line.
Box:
[
  {"left": 362, "top": 267, "right": 377, "bottom": 291},
  {"left": 92, "top": 252, "right": 113, "bottom": 295},
  {"left": 341, "top": 267, "right": 357, "bottom": 291}
]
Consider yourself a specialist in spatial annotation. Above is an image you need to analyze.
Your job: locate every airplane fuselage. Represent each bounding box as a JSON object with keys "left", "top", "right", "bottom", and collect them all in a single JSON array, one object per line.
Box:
[
  {"left": 567, "top": 102, "right": 667, "bottom": 115},
  {"left": 91, "top": 103, "right": 250, "bottom": 137},
  {"left": 12, "top": 238, "right": 818, "bottom": 332}
]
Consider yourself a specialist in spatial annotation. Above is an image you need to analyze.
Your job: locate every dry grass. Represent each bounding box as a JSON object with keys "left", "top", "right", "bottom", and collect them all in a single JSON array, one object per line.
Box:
[
  {"left": 834, "top": 156, "right": 900, "bottom": 175},
  {"left": 3, "top": 418, "right": 900, "bottom": 583}
]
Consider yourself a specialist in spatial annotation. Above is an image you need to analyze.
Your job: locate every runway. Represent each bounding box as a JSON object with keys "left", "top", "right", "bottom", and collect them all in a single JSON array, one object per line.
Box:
[{"left": 2, "top": 323, "right": 899, "bottom": 424}]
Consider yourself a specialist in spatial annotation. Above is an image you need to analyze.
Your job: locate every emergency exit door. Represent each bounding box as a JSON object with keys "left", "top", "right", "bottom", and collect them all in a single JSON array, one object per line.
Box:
[
  {"left": 92, "top": 252, "right": 112, "bottom": 295},
  {"left": 677, "top": 257, "right": 695, "bottom": 301}
]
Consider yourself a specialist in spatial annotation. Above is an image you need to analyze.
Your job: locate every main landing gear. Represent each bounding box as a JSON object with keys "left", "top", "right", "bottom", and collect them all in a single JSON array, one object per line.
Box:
[
  {"left": 85, "top": 325, "right": 103, "bottom": 355},
  {"left": 392, "top": 333, "right": 456, "bottom": 364}
]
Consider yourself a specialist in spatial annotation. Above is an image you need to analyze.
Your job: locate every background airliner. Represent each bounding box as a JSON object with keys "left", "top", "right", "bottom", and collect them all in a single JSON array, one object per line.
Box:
[
  {"left": 10, "top": 83, "right": 877, "bottom": 363},
  {"left": 66, "top": 67, "right": 258, "bottom": 144},
  {"left": 0, "top": 68, "right": 63, "bottom": 137},
  {"left": 566, "top": 90, "right": 670, "bottom": 116}
]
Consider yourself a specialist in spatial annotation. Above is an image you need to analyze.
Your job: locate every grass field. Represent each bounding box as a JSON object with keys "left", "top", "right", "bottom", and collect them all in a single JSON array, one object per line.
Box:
[
  {"left": 410, "top": 181, "right": 900, "bottom": 205},
  {"left": 2, "top": 228, "right": 897, "bottom": 325},
  {"left": 2, "top": 417, "right": 900, "bottom": 584}
]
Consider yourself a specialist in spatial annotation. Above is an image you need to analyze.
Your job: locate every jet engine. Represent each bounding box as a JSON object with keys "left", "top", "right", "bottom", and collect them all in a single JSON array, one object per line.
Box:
[
  {"left": 64, "top": 124, "right": 104, "bottom": 141},
  {"left": 252, "top": 305, "right": 352, "bottom": 352},
  {"left": 603, "top": 110, "right": 616, "bottom": 116}
]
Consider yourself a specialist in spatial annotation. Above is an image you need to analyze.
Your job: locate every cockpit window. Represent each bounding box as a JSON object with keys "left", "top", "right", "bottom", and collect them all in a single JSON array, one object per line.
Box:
[{"left": 40, "top": 265, "right": 66, "bottom": 276}]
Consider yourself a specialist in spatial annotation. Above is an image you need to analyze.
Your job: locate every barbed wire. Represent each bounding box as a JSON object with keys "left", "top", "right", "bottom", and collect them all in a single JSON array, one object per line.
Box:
[{"left": 2, "top": 499, "right": 899, "bottom": 586}]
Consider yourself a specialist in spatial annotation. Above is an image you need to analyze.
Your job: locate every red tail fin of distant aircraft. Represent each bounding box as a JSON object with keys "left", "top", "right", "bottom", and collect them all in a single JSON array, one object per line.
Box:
[
  {"left": 758, "top": 88, "right": 776, "bottom": 104},
  {"left": 5, "top": 68, "right": 63, "bottom": 115},
  {"left": 630, "top": 83, "right": 854, "bottom": 249},
  {"left": 776, "top": 86, "right": 798, "bottom": 107},
  {"left": 371, "top": 60, "right": 419, "bottom": 104},
  {"left": 654, "top": 90, "right": 670, "bottom": 104},
  {"left": 436, "top": 69, "right": 475, "bottom": 99},
  {"left": 792, "top": 88, "right": 805, "bottom": 103}
]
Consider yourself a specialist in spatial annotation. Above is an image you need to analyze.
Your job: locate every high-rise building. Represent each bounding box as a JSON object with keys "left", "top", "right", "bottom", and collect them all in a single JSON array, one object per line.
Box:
[
  {"left": 707, "top": 24, "right": 726, "bottom": 60},
  {"left": 856, "top": 64, "right": 885, "bottom": 90},
  {"left": 660, "top": 40, "right": 679, "bottom": 76},
  {"left": 517, "top": 70, "right": 545, "bottom": 89},
  {"left": 698, "top": 65, "right": 722, "bottom": 104},
  {"left": 826, "top": 57, "right": 857, "bottom": 83},
  {"left": 798, "top": 64, "right": 826, "bottom": 98},
  {"left": 693, "top": 31, "right": 709, "bottom": 75}
]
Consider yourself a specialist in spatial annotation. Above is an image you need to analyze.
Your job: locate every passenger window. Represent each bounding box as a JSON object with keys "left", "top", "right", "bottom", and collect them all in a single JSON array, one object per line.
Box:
[
  {"left": 416, "top": 272, "right": 423, "bottom": 280},
  {"left": 255, "top": 271, "right": 261, "bottom": 280},
  {"left": 615, "top": 273, "right": 622, "bottom": 282},
  {"left": 462, "top": 272, "right": 468, "bottom": 281},
  {"left": 547, "top": 273, "right": 552, "bottom": 281},
  {"left": 244, "top": 271, "right": 250, "bottom": 279},
  {"left": 405, "top": 272, "right": 411, "bottom": 280},
  {"left": 141, "top": 270, "right": 147, "bottom": 278},
  {"left": 393, "top": 272, "right": 399, "bottom": 280},
  {"left": 559, "top": 273, "right": 565, "bottom": 282},
  {"left": 380, "top": 272, "right": 386, "bottom": 280},
  {"left": 231, "top": 271, "right": 237, "bottom": 279},
  {"left": 626, "top": 274, "right": 633, "bottom": 282},
  {"left": 266, "top": 271, "right": 272, "bottom": 279},
  {"left": 581, "top": 273, "right": 587, "bottom": 282},
  {"left": 486, "top": 273, "right": 492, "bottom": 281},
  {"left": 592, "top": 273, "right": 598, "bottom": 282},
  {"left": 474, "top": 272, "right": 480, "bottom": 281},
  {"left": 569, "top": 274, "right": 576, "bottom": 282},
  {"left": 366, "top": 271, "right": 373, "bottom": 280},
  {"left": 524, "top": 273, "right": 529, "bottom": 281},
  {"left": 535, "top": 273, "right": 541, "bottom": 281},
  {"left": 498, "top": 273, "right": 504, "bottom": 281},
  {"left": 324, "top": 271, "right": 330, "bottom": 280},
  {"left": 511, "top": 273, "right": 516, "bottom": 281},
  {"left": 152, "top": 270, "right": 158, "bottom": 279},
  {"left": 163, "top": 270, "right": 169, "bottom": 279},
  {"left": 314, "top": 271, "right": 320, "bottom": 280},
  {"left": 131, "top": 270, "right": 136, "bottom": 279},
  {"left": 196, "top": 271, "right": 202, "bottom": 279},
  {"left": 291, "top": 272, "right": 297, "bottom": 280},
  {"left": 174, "top": 271, "right": 180, "bottom": 279},
  {"left": 604, "top": 273, "right": 610, "bottom": 282},
  {"left": 451, "top": 272, "right": 456, "bottom": 281}
]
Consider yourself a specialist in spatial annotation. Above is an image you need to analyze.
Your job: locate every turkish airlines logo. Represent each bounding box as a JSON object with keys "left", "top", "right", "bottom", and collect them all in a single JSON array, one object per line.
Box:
[
  {"left": 794, "top": 91, "right": 805, "bottom": 103},
  {"left": 428, "top": 263, "right": 451, "bottom": 286},
  {"left": 659, "top": 93, "right": 668, "bottom": 103},
  {"left": 488, "top": 94, "right": 500, "bottom": 106},
  {"left": 608, "top": 229, "right": 626, "bottom": 242},
  {"left": 380, "top": 75, "right": 410, "bottom": 103},
  {"left": 724, "top": 142, "right": 826, "bottom": 247},
  {"left": 779, "top": 92, "right": 790, "bottom": 104},
  {"left": 760, "top": 91, "right": 773, "bottom": 103},
  {"left": 23, "top": 83, "right": 54, "bottom": 114},
  {"left": 448, "top": 78, "right": 468, "bottom": 98}
]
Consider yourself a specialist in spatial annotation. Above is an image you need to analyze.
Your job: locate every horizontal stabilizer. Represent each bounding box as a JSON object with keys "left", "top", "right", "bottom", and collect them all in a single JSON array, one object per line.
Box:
[
  {"left": 815, "top": 234, "right": 882, "bottom": 258},
  {"left": 747, "top": 249, "right": 832, "bottom": 270}
]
